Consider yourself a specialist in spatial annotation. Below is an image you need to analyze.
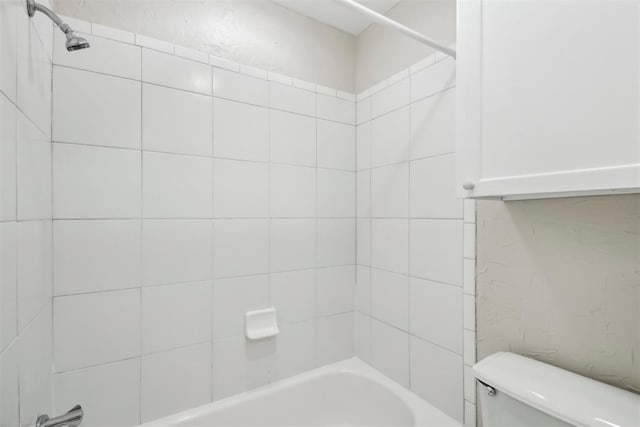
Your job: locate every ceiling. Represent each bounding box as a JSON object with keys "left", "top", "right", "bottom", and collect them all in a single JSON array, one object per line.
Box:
[{"left": 272, "top": 0, "right": 400, "bottom": 35}]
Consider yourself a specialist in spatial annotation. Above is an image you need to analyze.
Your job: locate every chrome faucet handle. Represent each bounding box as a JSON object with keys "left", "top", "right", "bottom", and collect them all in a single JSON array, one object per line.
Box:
[{"left": 36, "top": 405, "right": 84, "bottom": 427}]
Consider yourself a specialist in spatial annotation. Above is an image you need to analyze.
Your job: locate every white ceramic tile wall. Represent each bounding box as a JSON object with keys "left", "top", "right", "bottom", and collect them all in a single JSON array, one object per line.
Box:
[
  {"left": 47, "top": 19, "right": 357, "bottom": 425},
  {"left": 0, "top": 1, "right": 54, "bottom": 427},
  {"left": 0, "top": 8, "right": 475, "bottom": 426},
  {"left": 356, "top": 53, "right": 476, "bottom": 424}
]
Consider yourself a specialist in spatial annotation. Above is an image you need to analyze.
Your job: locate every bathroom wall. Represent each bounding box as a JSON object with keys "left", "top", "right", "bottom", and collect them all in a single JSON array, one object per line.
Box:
[
  {"left": 52, "top": 0, "right": 356, "bottom": 92},
  {"left": 49, "top": 20, "right": 356, "bottom": 426},
  {"left": 476, "top": 196, "right": 640, "bottom": 393},
  {"left": 0, "top": 0, "right": 55, "bottom": 427},
  {"left": 355, "top": 0, "right": 456, "bottom": 92},
  {"left": 354, "top": 53, "right": 476, "bottom": 425}
]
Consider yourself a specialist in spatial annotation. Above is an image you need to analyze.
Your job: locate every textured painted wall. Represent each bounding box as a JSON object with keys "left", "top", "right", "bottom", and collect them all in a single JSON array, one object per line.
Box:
[
  {"left": 476, "top": 195, "right": 640, "bottom": 393},
  {"left": 355, "top": 0, "right": 456, "bottom": 92},
  {"left": 52, "top": 0, "right": 356, "bottom": 92}
]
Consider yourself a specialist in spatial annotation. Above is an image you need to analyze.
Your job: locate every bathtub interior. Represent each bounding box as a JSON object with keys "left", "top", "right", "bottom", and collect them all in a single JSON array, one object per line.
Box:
[
  {"left": 177, "top": 373, "right": 413, "bottom": 426},
  {"left": 141, "top": 359, "right": 460, "bottom": 427}
]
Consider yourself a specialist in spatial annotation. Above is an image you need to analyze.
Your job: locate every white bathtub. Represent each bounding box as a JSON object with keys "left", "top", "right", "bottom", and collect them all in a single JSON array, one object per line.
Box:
[{"left": 139, "top": 358, "right": 460, "bottom": 427}]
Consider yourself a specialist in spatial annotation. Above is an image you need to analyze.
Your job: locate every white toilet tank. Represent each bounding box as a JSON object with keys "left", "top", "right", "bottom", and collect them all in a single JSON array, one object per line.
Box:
[{"left": 474, "top": 352, "right": 640, "bottom": 427}]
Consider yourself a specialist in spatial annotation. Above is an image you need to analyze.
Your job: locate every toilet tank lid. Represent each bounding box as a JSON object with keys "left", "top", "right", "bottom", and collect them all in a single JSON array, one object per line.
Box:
[{"left": 473, "top": 352, "right": 640, "bottom": 427}]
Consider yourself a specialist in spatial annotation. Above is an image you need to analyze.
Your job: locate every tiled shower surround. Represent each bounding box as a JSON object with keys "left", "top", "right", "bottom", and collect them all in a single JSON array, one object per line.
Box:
[
  {"left": 354, "top": 54, "right": 477, "bottom": 424},
  {"left": 0, "top": 0, "right": 54, "bottom": 426},
  {"left": 1, "top": 11, "right": 475, "bottom": 427},
  {"left": 49, "top": 19, "right": 356, "bottom": 426}
]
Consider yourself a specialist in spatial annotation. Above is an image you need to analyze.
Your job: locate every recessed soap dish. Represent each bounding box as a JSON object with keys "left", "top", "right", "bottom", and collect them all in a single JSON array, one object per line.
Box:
[{"left": 245, "top": 308, "right": 279, "bottom": 340}]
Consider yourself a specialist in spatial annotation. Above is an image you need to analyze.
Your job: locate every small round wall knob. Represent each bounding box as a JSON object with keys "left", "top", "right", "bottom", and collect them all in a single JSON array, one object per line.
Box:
[{"left": 462, "top": 181, "right": 475, "bottom": 190}]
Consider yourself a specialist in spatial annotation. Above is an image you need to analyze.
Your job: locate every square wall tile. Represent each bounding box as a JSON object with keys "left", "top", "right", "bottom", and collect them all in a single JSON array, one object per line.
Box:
[
  {"left": 464, "top": 223, "right": 476, "bottom": 259},
  {"left": 464, "top": 200, "right": 476, "bottom": 224},
  {"left": 355, "top": 266, "right": 370, "bottom": 314},
  {"left": 318, "top": 169, "right": 355, "bottom": 218},
  {"left": 0, "top": 0, "right": 18, "bottom": 102},
  {"left": 54, "top": 359, "right": 140, "bottom": 427},
  {"left": 53, "top": 143, "right": 141, "bottom": 219},
  {"left": 371, "top": 219, "right": 408, "bottom": 274},
  {"left": 16, "top": 14, "right": 51, "bottom": 136},
  {"left": 357, "top": 170, "right": 371, "bottom": 218},
  {"left": 142, "top": 219, "right": 213, "bottom": 285},
  {"left": 142, "top": 49, "right": 211, "bottom": 95},
  {"left": 317, "top": 312, "right": 354, "bottom": 365},
  {"left": 213, "top": 159, "right": 269, "bottom": 218},
  {"left": 0, "top": 342, "right": 19, "bottom": 427},
  {"left": 317, "top": 265, "right": 355, "bottom": 316},
  {"left": 213, "top": 219, "right": 269, "bottom": 278},
  {"left": 212, "top": 336, "right": 274, "bottom": 400},
  {"left": 410, "top": 277, "right": 462, "bottom": 354},
  {"left": 270, "top": 219, "right": 316, "bottom": 272},
  {"left": 54, "top": 289, "right": 140, "bottom": 372},
  {"left": 371, "top": 163, "right": 409, "bottom": 218},
  {"left": 356, "top": 219, "right": 370, "bottom": 267},
  {"left": 274, "top": 320, "right": 316, "bottom": 380},
  {"left": 410, "top": 154, "right": 462, "bottom": 219},
  {"left": 213, "top": 275, "right": 269, "bottom": 339},
  {"left": 317, "top": 120, "right": 355, "bottom": 171},
  {"left": 317, "top": 219, "right": 355, "bottom": 267},
  {"left": 142, "top": 343, "right": 212, "bottom": 422},
  {"left": 370, "top": 319, "right": 409, "bottom": 387},
  {"left": 17, "top": 220, "right": 51, "bottom": 331},
  {"left": 270, "top": 164, "right": 316, "bottom": 218},
  {"left": 356, "top": 122, "right": 371, "bottom": 171},
  {"left": 213, "top": 98, "right": 269, "bottom": 162},
  {"left": 214, "top": 68, "right": 268, "bottom": 107},
  {"left": 0, "top": 95, "right": 16, "bottom": 221},
  {"left": 410, "top": 219, "right": 462, "bottom": 285},
  {"left": 17, "top": 113, "right": 51, "bottom": 220},
  {"left": 464, "top": 402, "right": 476, "bottom": 427},
  {"left": 136, "top": 34, "right": 172, "bottom": 53},
  {"left": 270, "top": 110, "right": 316, "bottom": 167},
  {"left": 142, "top": 84, "right": 212, "bottom": 157},
  {"left": 53, "top": 67, "right": 141, "bottom": 149},
  {"left": 92, "top": 23, "right": 133, "bottom": 44},
  {"left": 464, "top": 365, "right": 476, "bottom": 404},
  {"left": 356, "top": 96, "right": 371, "bottom": 125},
  {"left": 317, "top": 94, "right": 355, "bottom": 124},
  {"left": 411, "top": 58, "right": 456, "bottom": 103},
  {"left": 463, "top": 259, "right": 475, "bottom": 296},
  {"left": 355, "top": 312, "right": 371, "bottom": 363},
  {"left": 53, "top": 220, "right": 141, "bottom": 295},
  {"left": 271, "top": 269, "right": 315, "bottom": 324},
  {"left": 464, "top": 294, "right": 476, "bottom": 331},
  {"left": 410, "top": 336, "right": 463, "bottom": 422},
  {"left": 53, "top": 33, "right": 141, "bottom": 80},
  {"left": 371, "top": 106, "right": 411, "bottom": 168},
  {"left": 371, "top": 77, "right": 410, "bottom": 118},
  {"left": 371, "top": 269, "right": 409, "bottom": 331},
  {"left": 0, "top": 223, "right": 17, "bottom": 351},
  {"left": 142, "top": 281, "right": 212, "bottom": 354},
  {"left": 142, "top": 152, "right": 212, "bottom": 218},
  {"left": 410, "top": 89, "right": 455, "bottom": 160},
  {"left": 464, "top": 329, "right": 476, "bottom": 366},
  {"left": 19, "top": 306, "right": 53, "bottom": 427},
  {"left": 270, "top": 82, "right": 315, "bottom": 116}
]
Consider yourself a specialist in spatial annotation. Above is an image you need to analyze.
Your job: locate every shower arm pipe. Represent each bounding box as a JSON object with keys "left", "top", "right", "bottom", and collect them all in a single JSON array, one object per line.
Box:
[
  {"left": 27, "top": 0, "right": 70, "bottom": 32},
  {"left": 334, "top": 0, "right": 456, "bottom": 59}
]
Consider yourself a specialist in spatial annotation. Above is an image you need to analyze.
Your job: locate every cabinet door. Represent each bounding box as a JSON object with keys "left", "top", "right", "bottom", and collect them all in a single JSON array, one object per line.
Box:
[{"left": 456, "top": 0, "right": 640, "bottom": 199}]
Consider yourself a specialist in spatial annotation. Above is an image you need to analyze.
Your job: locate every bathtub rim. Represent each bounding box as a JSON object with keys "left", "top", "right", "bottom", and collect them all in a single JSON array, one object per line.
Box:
[{"left": 138, "top": 357, "right": 461, "bottom": 427}]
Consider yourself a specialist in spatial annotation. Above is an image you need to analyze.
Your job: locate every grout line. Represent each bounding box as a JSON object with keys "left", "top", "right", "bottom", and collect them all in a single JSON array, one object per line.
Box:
[{"left": 50, "top": 139, "right": 357, "bottom": 173}]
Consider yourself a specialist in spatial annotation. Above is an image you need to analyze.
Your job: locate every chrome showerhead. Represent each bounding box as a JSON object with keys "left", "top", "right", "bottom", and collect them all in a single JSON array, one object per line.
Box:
[
  {"left": 26, "top": 0, "right": 90, "bottom": 52},
  {"left": 65, "top": 31, "right": 90, "bottom": 51}
]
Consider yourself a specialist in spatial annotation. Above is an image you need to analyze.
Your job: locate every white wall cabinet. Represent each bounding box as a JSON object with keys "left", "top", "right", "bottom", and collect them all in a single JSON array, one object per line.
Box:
[{"left": 456, "top": 0, "right": 640, "bottom": 199}]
